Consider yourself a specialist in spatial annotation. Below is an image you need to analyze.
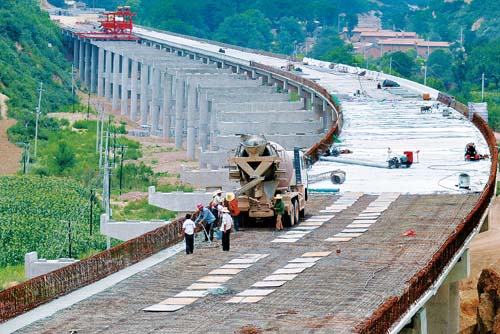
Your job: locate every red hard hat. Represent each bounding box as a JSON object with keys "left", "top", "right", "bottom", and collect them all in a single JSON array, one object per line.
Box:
[{"left": 197, "top": 203, "right": 203, "bottom": 210}]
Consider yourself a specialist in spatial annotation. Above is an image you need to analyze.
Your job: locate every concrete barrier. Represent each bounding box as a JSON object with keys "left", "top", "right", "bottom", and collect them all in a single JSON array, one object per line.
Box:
[
  {"left": 25, "top": 252, "right": 78, "bottom": 279},
  {"left": 100, "top": 214, "right": 169, "bottom": 241}
]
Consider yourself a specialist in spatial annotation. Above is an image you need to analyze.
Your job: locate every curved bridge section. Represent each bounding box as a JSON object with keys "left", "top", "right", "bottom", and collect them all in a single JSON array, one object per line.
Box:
[{"left": 0, "top": 21, "right": 497, "bottom": 334}]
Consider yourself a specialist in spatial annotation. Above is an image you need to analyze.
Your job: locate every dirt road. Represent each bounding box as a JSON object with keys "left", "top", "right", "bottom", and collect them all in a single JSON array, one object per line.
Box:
[{"left": 0, "top": 93, "right": 21, "bottom": 175}]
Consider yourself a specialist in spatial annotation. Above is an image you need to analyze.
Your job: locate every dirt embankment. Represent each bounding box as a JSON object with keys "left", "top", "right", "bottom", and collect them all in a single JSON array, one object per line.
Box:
[
  {"left": 0, "top": 93, "right": 22, "bottom": 175},
  {"left": 460, "top": 192, "right": 500, "bottom": 332}
]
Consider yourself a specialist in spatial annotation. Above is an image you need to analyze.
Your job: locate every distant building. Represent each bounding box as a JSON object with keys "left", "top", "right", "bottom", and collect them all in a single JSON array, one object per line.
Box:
[{"left": 348, "top": 27, "right": 450, "bottom": 59}]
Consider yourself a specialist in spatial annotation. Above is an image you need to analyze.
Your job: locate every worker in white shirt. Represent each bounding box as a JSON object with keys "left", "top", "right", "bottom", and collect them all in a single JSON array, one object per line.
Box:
[
  {"left": 220, "top": 207, "right": 233, "bottom": 251},
  {"left": 182, "top": 213, "right": 196, "bottom": 254}
]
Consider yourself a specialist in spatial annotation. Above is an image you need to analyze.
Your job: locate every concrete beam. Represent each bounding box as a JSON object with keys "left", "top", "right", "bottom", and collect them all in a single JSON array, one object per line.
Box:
[
  {"left": 100, "top": 214, "right": 168, "bottom": 241},
  {"left": 215, "top": 100, "right": 303, "bottom": 112},
  {"left": 199, "top": 150, "right": 230, "bottom": 169},
  {"left": 214, "top": 134, "right": 322, "bottom": 151},
  {"left": 218, "top": 111, "right": 314, "bottom": 123},
  {"left": 180, "top": 169, "right": 239, "bottom": 190},
  {"left": 216, "top": 120, "right": 323, "bottom": 136},
  {"left": 148, "top": 186, "right": 213, "bottom": 212},
  {"left": 210, "top": 93, "right": 289, "bottom": 103}
]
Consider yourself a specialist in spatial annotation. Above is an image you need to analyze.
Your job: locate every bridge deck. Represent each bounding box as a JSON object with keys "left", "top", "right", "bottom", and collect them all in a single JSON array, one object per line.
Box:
[{"left": 15, "top": 193, "right": 478, "bottom": 334}]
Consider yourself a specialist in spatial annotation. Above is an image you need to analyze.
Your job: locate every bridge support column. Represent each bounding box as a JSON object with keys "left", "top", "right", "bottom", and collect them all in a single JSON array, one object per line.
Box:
[
  {"left": 151, "top": 67, "right": 161, "bottom": 131},
  {"left": 104, "top": 50, "right": 112, "bottom": 102},
  {"left": 140, "top": 63, "right": 149, "bottom": 126},
  {"left": 112, "top": 53, "right": 120, "bottom": 111},
  {"left": 120, "top": 56, "right": 129, "bottom": 116},
  {"left": 174, "top": 75, "right": 185, "bottom": 149},
  {"left": 78, "top": 40, "right": 85, "bottom": 80},
  {"left": 130, "top": 60, "right": 138, "bottom": 121},
  {"left": 323, "top": 100, "right": 331, "bottom": 131},
  {"left": 401, "top": 308, "right": 427, "bottom": 334},
  {"left": 427, "top": 281, "right": 450, "bottom": 334},
  {"left": 162, "top": 73, "right": 173, "bottom": 138},
  {"left": 84, "top": 42, "right": 91, "bottom": 87},
  {"left": 186, "top": 79, "right": 197, "bottom": 159},
  {"left": 97, "top": 47, "right": 104, "bottom": 98},
  {"left": 73, "top": 37, "right": 79, "bottom": 68},
  {"left": 426, "top": 249, "right": 469, "bottom": 334},
  {"left": 198, "top": 90, "right": 209, "bottom": 159},
  {"left": 90, "top": 45, "right": 98, "bottom": 93}
]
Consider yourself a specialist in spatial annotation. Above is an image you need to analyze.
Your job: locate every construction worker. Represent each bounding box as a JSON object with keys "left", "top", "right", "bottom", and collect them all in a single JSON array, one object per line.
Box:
[
  {"left": 182, "top": 213, "right": 196, "bottom": 254},
  {"left": 226, "top": 192, "right": 240, "bottom": 231},
  {"left": 194, "top": 203, "right": 216, "bottom": 242},
  {"left": 465, "top": 142, "right": 480, "bottom": 161},
  {"left": 220, "top": 207, "right": 233, "bottom": 251},
  {"left": 210, "top": 189, "right": 224, "bottom": 223},
  {"left": 273, "top": 194, "right": 284, "bottom": 231}
]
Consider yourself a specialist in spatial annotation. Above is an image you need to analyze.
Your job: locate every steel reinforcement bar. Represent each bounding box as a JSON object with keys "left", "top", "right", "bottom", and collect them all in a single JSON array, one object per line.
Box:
[
  {"left": 354, "top": 101, "right": 498, "bottom": 334},
  {"left": 0, "top": 219, "right": 184, "bottom": 322}
]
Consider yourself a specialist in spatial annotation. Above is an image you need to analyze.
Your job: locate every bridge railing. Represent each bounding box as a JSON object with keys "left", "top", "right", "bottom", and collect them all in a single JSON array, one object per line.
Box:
[
  {"left": 354, "top": 104, "right": 498, "bottom": 334},
  {"left": 0, "top": 219, "right": 184, "bottom": 322}
]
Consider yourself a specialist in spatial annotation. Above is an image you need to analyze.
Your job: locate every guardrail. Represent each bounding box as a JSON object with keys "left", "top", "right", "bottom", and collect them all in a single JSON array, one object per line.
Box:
[{"left": 354, "top": 103, "right": 498, "bottom": 334}]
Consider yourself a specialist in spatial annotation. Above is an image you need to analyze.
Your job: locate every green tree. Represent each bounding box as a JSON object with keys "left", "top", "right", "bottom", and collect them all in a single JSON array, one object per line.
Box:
[
  {"left": 274, "top": 17, "right": 305, "bottom": 55},
  {"left": 214, "top": 9, "right": 272, "bottom": 50},
  {"left": 466, "top": 39, "right": 500, "bottom": 89},
  {"left": 427, "top": 49, "right": 454, "bottom": 88},
  {"left": 51, "top": 141, "right": 76, "bottom": 175},
  {"left": 383, "top": 51, "right": 416, "bottom": 78},
  {"left": 310, "top": 27, "right": 356, "bottom": 65}
]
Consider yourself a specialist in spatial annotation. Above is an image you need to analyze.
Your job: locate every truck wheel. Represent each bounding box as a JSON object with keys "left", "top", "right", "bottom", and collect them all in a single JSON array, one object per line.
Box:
[
  {"left": 284, "top": 202, "right": 296, "bottom": 227},
  {"left": 292, "top": 199, "right": 300, "bottom": 225}
]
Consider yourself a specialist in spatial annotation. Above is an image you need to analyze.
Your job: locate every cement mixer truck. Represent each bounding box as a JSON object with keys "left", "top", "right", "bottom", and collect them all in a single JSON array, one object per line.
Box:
[{"left": 228, "top": 135, "right": 308, "bottom": 226}]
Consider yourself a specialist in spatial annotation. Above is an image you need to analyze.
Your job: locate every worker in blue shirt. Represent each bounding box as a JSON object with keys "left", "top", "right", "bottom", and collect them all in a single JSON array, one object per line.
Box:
[{"left": 195, "top": 203, "right": 216, "bottom": 241}]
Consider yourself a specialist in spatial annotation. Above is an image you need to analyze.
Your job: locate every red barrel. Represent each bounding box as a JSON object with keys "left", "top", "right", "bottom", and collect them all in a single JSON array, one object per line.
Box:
[{"left": 404, "top": 151, "right": 413, "bottom": 163}]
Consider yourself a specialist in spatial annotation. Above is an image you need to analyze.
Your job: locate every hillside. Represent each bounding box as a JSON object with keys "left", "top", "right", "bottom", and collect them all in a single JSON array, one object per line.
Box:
[{"left": 0, "top": 0, "right": 72, "bottom": 147}]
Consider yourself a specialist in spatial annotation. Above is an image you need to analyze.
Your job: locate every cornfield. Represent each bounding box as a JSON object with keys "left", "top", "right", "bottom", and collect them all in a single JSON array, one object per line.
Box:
[{"left": 0, "top": 176, "right": 105, "bottom": 267}]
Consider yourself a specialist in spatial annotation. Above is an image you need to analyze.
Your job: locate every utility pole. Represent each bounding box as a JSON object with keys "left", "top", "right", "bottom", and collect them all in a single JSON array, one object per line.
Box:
[
  {"left": 65, "top": 220, "right": 73, "bottom": 258},
  {"left": 87, "top": 89, "right": 91, "bottom": 120},
  {"left": 71, "top": 64, "right": 75, "bottom": 113},
  {"left": 89, "top": 188, "right": 94, "bottom": 235},
  {"left": 34, "top": 82, "right": 43, "bottom": 160},
  {"left": 424, "top": 63, "right": 428, "bottom": 86},
  {"left": 99, "top": 111, "right": 105, "bottom": 169},
  {"left": 102, "top": 117, "right": 111, "bottom": 250},
  {"left": 482, "top": 72, "right": 485, "bottom": 102},
  {"left": 424, "top": 39, "right": 430, "bottom": 86},
  {"left": 118, "top": 144, "right": 127, "bottom": 195},
  {"left": 17, "top": 142, "right": 30, "bottom": 174}
]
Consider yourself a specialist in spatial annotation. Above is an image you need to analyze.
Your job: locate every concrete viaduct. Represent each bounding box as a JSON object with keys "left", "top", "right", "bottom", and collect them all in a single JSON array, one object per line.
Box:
[{"left": 0, "top": 21, "right": 496, "bottom": 334}]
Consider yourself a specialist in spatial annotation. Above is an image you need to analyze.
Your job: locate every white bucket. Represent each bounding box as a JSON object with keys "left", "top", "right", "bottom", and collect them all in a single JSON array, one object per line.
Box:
[{"left": 458, "top": 173, "right": 470, "bottom": 189}]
